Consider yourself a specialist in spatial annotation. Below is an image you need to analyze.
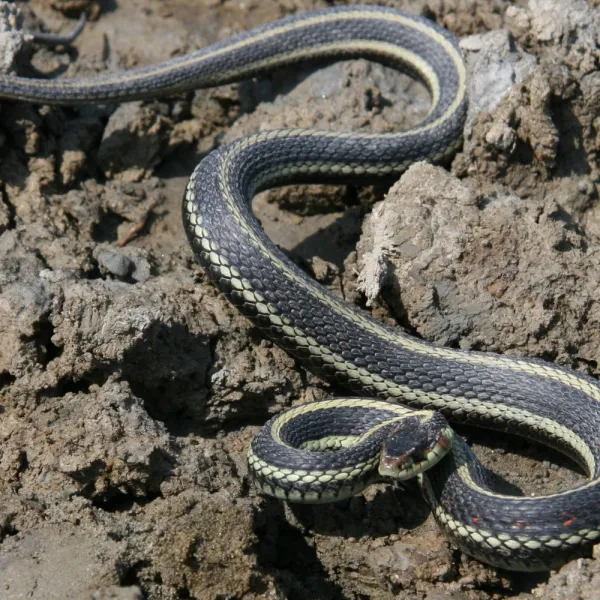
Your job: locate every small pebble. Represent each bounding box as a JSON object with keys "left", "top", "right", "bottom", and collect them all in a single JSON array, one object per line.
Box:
[
  {"left": 95, "top": 248, "right": 133, "bottom": 279},
  {"left": 132, "top": 256, "right": 152, "bottom": 283}
]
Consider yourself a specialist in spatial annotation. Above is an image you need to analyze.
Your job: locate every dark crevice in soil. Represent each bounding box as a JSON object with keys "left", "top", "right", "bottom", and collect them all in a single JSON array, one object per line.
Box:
[
  {"left": 116, "top": 559, "right": 153, "bottom": 594},
  {"left": 92, "top": 208, "right": 128, "bottom": 243},
  {"left": 36, "top": 369, "right": 111, "bottom": 400},
  {"left": 123, "top": 324, "right": 212, "bottom": 428},
  {"left": 92, "top": 490, "right": 163, "bottom": 513},
  {"left": 508, "top": 572, "right": 553, "bottom": 596},
  {"left": 0, "top": 371, "right": 17, "bottom": 391},
  {"left": 0, "top": 184, "right": 17, "bottom": 231},
  {"left": 551, "top": 97, "right": 590, "bottom": 177},
  {"left": 0, "top": 523, "right": 19, "bottom": 543},
  {"left": 254, "top": 500, "right": 347, "bottom": 600},
  {"left": 119, "top": 564, "right": 144, "bottom": 587},
  {"left": 34, "top": 318, "right": 63, "bottom": 367}
]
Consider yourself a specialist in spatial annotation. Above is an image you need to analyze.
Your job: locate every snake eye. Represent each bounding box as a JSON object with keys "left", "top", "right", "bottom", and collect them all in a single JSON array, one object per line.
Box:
[{"left": 378, "top": 412, "right": 453, "bottom": 481}]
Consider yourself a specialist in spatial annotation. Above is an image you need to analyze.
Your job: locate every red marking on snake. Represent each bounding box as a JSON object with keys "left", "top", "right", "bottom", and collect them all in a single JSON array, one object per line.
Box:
[{"left": 561, "top": 512, "right": 578, "bottom": 527}]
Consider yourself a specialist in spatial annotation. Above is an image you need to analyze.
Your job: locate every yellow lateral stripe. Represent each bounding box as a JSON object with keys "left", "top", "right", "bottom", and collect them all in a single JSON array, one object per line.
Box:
[{"left": 9, "top": 9, "right": 464, "bottom": 94}]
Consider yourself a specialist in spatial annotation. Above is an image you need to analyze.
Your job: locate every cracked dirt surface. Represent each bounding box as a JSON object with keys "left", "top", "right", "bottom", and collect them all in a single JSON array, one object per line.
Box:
[{"left": 1, "top": 0, "right": 600, "bottom": 598}]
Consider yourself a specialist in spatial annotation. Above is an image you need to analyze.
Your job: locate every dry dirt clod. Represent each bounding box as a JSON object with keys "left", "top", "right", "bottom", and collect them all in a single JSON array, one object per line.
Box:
[{"left": 0, "top": 3, "right": 25, "bottom": 75}]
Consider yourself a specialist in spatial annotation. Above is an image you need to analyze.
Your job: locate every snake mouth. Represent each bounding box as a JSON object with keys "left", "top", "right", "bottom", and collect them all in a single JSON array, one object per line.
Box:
[{"left": 378, "top": 415, "right": 454, "bottom": 481}]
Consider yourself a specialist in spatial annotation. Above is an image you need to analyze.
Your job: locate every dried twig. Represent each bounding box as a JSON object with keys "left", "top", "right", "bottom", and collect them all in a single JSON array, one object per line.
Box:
[{"left": 117, "top": 200, "right": 160, "bottom": 247}]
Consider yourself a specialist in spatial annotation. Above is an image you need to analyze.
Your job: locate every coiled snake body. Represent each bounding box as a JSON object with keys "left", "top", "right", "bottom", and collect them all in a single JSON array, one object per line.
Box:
[{"left": 2, "top": 5, "right": 599, "bottom": 572}]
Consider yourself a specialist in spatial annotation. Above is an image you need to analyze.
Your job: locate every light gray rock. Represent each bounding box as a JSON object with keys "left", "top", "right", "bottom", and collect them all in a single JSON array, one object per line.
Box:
[
  {"left": 357, "top": 163, "right": 600, "bottom": 369},
  {"left": 94, "top": 247, "right": 134, "bottom": 279},
  {"left": 461, "top": 29, "right": 537, "bottom": 130},
  {"left": 0, "top": 2, "right": 24, "bottom": 75}
]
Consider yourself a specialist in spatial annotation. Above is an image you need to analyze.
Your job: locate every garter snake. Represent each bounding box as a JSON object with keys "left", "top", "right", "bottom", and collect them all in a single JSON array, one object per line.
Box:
[{"left": 2, "top": 4, "right": 600, "bottom": 572}]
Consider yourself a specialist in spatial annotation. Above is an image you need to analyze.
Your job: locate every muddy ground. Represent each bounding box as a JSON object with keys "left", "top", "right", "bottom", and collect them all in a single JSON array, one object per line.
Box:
[{"left": 1, "top": 0, "right": 600, "bottom": 598}]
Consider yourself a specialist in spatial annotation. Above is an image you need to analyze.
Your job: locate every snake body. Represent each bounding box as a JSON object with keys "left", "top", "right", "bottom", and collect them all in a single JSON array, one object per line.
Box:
[{"left": 2, "top": 5, "right": 600, "bottom": 572}]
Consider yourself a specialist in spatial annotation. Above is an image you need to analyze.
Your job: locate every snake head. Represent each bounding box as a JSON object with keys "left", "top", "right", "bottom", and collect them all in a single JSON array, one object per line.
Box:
[{"left": 378, "top": 411, "right": 453, "bottom": 481}]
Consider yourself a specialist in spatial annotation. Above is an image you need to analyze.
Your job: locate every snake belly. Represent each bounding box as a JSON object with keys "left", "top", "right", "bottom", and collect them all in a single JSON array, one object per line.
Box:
[{"left": 1, "top": 4, "right": 599, "bottom": 573}]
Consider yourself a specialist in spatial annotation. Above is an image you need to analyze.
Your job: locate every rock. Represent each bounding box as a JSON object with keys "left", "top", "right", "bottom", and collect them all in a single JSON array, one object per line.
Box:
[
  {"left": 454, "top": 0, "right": 600, "bottom": 221},
  {"left": 356, "top": 163, "right": 600, "bottom": 370},
  {"left": 460, "top": 29, "right": 537, "bottom": 131},
  {"left": 94, "top": 247, "right": 134, "bottom": 279},
  {"left": 532, "top": 545, "right": 600, "bottom": 599},
  {"left": 97, "top": 102, "right": 173, "bottom": 181},
  {"left": 51, "top": 377, "right": 173, "bottom": 500},
  {"left": 0, "top": 2, "right": 24, "bottom": 75}
]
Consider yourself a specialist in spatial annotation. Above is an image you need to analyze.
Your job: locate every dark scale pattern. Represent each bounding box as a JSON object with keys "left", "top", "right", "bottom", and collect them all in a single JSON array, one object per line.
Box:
[
  {"left": 194, "top": 142, "right": 600, "bottom": 467},
  {"left": 249, "top": 401, "right": 451, "bottom": 502},
  {"left": 180, "top": 8, "right": 600, "bottom": 569},
  {"left": 279, "top": 405, "right": 400, "bottom": 445},
  {"left": 187, "top": 133, "right": 600, "bottom": 568},
  {"left": 422, "top": 439, "right": 600, "bottom": 570},
  {"left": 252, "top": 405, "right": 399, "bottom": 471},
  {"left": 0, "top": 5, "right": 464, "bottom": 106}
]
